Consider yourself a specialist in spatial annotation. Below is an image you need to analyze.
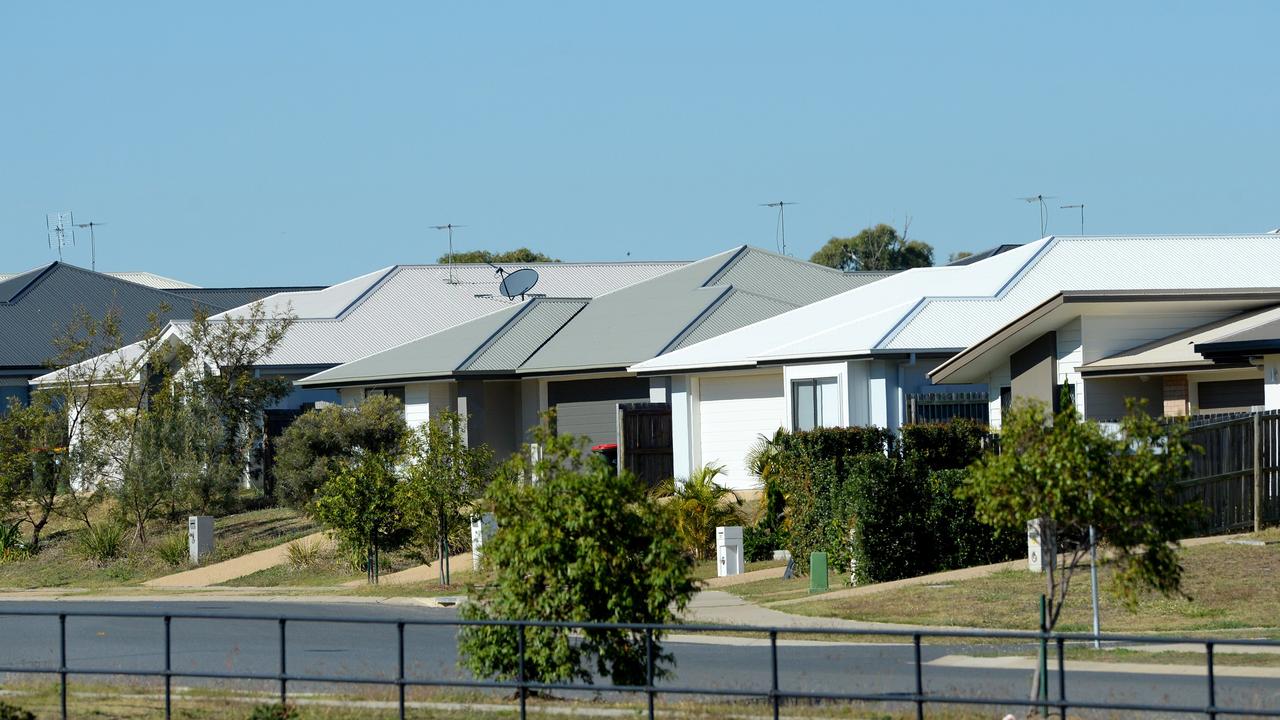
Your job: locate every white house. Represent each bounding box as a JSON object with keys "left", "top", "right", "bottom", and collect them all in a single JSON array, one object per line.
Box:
[{"left": 629, "top": 234, "right": 1280, "bottom": 488}]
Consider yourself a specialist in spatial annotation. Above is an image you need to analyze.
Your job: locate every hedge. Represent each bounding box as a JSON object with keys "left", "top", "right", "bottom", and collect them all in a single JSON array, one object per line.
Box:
[{"left": 774, "top": 420, "right": 1020, "bottom": 583}]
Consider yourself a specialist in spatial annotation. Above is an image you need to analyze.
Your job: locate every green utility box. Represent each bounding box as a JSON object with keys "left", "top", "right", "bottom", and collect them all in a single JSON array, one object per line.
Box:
[{"left": 809, "top": 552, "right": 828, "bottom": 593}]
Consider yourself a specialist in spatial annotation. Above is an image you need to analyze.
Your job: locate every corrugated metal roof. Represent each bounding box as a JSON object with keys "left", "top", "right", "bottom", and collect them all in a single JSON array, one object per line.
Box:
[
  {"left": 464, "top": 299, "right": 588, "bottom": 372},
  {"left": 236, "top": 261, "right": 687, "bottom": 367},
  {"left": 0, "top": 270, "right": 198, "bottom": 289},
  {"left": 301, "top": 246, "right": 881, "bottom": 386},
  {"left": 631, "top": 235, "right": 1280, "bottom": 374},
  {"left": 169, "top": 287, "right": 324, "bottom": 309},
  {"left": 0, "top": 262, "right": 297, "bottom": 372}
]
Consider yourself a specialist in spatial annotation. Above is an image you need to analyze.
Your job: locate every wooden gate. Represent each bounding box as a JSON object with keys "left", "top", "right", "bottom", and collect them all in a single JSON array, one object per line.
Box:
[{"left": 617, "top": 402, "right": 673, "bottom": 486}]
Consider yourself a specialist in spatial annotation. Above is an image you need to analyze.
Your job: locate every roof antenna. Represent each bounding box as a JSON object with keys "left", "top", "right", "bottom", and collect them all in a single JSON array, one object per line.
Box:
[
  {"left": 431, "top": 223, "right": 466, "bottom": 284},
  {"left": 46, "top": 211, "right": 75, "bottom": 261},
  {"left": 760, "top": 201, "right": 797, "bottom": 255},
  {"left": 1018, "top": 194, "right": 1056, "bottom": 237},
  {"left": 73, "top": 220, "right": 106, "bottom": 271},
  {"left": 1060, "top": 204, "right": 1084, "bottom": 236}
]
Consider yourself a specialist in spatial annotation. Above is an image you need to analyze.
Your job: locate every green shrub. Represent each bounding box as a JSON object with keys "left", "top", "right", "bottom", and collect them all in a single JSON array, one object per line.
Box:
[
  {"left": 773, "top": 421, "right": 1016, "bottom": 582},
  {"left": 153, "top": 532, "right": 190, "bottom": 567},
  {"left": 0, "top": 700, "right": 36, "bottom": 720},
  {"left": 0, "top": 522, "right": 29, "bottom": 563},
  {"left": 273, "top": 396, "right": 407, "bottom": 508},
  {"left": 743, "top": 524, "right": 782, "bottom": 562},
  {"left": 247, "top": 703, "right": 299, "bottom": 720},
  {"left": 459, "top": 427, "right": 695, "bottom": 687},
  {"left": 652, "top": 464, "right": 744, "bottom": 560},
  {"left": 76, "top": 523, "right": 127, "bottom": 564}
]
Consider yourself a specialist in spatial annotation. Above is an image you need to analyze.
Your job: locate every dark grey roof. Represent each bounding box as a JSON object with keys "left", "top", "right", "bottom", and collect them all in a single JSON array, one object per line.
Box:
[
  {"left": 0, "top": 262, "right": 318, "bottom": 373},
  {"left": 300, "top": 246, "right": 890, "bottom": 386},
  {"left": 1196, "top": 310, "right": 1280, "bottom": 360}
]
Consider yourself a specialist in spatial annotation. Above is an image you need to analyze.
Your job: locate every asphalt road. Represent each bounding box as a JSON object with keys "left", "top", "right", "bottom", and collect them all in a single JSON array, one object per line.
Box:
[{"left": 0, "top": 600, "right": 1277, "bottom": 719}]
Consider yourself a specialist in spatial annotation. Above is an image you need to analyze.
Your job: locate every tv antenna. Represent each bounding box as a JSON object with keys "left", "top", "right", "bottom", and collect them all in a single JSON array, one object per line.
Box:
[
  {"left": 1060, "top": 204, "right": 1084, "bottom": 235},
  {"left": 486, "top": 261, "right": 540, "bottom": 300},
  {"left": 431, "top": 223, "right": 466, "bottom": 284},
  {"left": 73, "top": 220, "right": 106, "bottom": 271},
  {"left": 760, "top": 201, "right": 797, "bottom": 255},
  {"left": 46, "top": 211, "right": 76, "bottom": 261},
  {"left": 1018, "top": 195, "right": 1056, "bottom": 237}
]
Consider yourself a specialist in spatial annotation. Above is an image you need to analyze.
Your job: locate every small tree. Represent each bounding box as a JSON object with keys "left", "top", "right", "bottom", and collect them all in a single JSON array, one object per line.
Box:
[
  {"left": 273, "top": 396, "right": 407, "bottom": 507},
  {"left": 458, "top": 427, "right": 695, "bottom": 687},
  {"left": 180, "top": 301, "right": 295, "bottom": 500},
  {"left": 310, "top": 452, "right": 410, "bottom": 583},
  {"left": 810, "top": 223, "right": 934, "bottom": 271},
  {"left": 962, "top": 395, "right": 1200, "bottom": 632},
  {"left": 652, "top": 464, "right": 745, "bottom": 560},
  {"left": 400, "top": 411, "right": 493, "bottom": 585},
  {"left": 0, "top": 395, "right": 69, "bottom": 550}
]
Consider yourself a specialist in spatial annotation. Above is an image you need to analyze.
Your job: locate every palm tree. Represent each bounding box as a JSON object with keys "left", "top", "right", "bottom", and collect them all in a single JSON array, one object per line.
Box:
[
  {"left": 653, "top": 464, "right": 745, "bottom": 560},
  {"left": 745, "top": 429, "right": 788, "bottom": 532}
]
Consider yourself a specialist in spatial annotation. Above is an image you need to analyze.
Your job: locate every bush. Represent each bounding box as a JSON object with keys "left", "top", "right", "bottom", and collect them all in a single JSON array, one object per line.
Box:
[
  {"left": 0, "top": 522, "right": 28, "bottom": 563},
  {"left": 153, "top": 532, "right": 190, "bottom": 567},
  {"left": 0, "top": 700, "right": 36, "bottom": 720},
  {"left": 76, "top": 523, "right": 127, "bottom": 565},
  {"left": 273, "top": 396, "right": 407, "bottom": 508},
  {"left": 247, "top": 703, "right": 299, "bottom": 720},
  {"left": 459, "top": 427, "right": 695, "bottom": 687},
  {"left": 773, "top": 421, "right": 1016, "bottom": 582},
  {"left": 286, "top": 538, "right": 324, "bottom": 570},
  {"left": 652, "top": 464, "right": 744, "bottom": 560},
  {"left": 742, "top": 524, "right": 782, "bottom": 562}
]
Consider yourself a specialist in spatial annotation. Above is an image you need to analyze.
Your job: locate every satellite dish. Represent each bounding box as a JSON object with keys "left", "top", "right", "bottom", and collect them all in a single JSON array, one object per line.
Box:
[{"left": 499, "top": 268, "right": 539, "bottom": 299}]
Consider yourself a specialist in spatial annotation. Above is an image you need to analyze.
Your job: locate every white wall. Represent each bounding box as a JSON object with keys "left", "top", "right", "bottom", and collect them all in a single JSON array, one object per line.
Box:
[
  {"left": 404, "top": 383, "right": 431, "bottom": 429},
  {"left": 671, "top": 374, "right": 695, "bottom": 479},
  {"left": 986, "top": 364, "right": 1012, "bottom": 430},
  {"left": 1056, "top": 317, "right": 1084, "bottom": 410}
]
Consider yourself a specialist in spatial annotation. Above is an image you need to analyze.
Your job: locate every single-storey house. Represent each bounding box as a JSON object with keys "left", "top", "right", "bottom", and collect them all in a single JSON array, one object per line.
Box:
[
  {"left": 2, "top": 261, "right": 314, "bottom": 408},
  {"left": 297, "top": 246, "right": 890, "bottom": 476},
  {"left": 629, "top": 234, "right": 1280, "bottom": 484}
]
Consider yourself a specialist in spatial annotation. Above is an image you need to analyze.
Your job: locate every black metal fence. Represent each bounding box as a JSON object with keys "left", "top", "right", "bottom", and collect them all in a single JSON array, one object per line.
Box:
[
  {"left": 905, "top": 392, "right": 989, "bottom": 425},
  {"left": 1, "top": 608, "right": 1278, "bottom": 719}
]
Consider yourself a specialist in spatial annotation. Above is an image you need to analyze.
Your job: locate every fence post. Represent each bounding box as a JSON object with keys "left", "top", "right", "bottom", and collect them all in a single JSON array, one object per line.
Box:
[
  {"left": 397, "top": 621, "right": 406, "bottom": 720},
  {"left": 58, "top": 613, "right": 67, "bottom": 720},
  {"left": 912, "top": 633, "right": 924, "bottom": 720},
  {"left": 1039, "top": 595, "right": 1049, "bottom": 718},
  {"left": 1254, "top": 412, "right": 1263, "bottom": 533},
  {"left": 645, "top": 627, "right": 655, "bottom": 720},
  {"left": 1206, "top": 641, "right": 1217, "bottom": 720},
  {"left": 769, "top": 629, "right": 780, "bottom": 720},
  {"left": 164, "top": 615, "right": 172, "bottom": 720},
  {"left": 278, "top": 618, "right": 288, "bottom": 706},
  {"left": 1056, "top": 636, "right": 1066, "bottom": 720},
  {"left": 517, "top": 623, "right": 527, "bottom": 720}
]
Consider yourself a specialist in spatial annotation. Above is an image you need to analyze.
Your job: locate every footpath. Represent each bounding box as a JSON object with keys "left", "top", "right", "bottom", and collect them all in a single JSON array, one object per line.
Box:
[{"left": 143, "top": 532, "right": 332, "bottom": 588}]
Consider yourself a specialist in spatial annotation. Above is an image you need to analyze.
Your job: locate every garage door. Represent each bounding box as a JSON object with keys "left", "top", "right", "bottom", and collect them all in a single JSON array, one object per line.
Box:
[{"left": 698, "top": 373, "right": 786, "bottom": 489}]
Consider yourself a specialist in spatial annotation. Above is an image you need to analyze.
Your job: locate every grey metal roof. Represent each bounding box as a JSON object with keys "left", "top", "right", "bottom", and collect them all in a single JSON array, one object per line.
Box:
[
  {"left": 300, "top": 246, "right": 882, "bottom": 386},
  {"left": 169, "top": 287, "right": 325, "bottom": 309},
  {"left": 0, "top": 270, "right": 198, "bottom": 289},
  {"left": 225, "top": 261, "right": 687, "bottom": 367},
  {"left": 0, "top": 262, "right": 316, "bottom": 374}
]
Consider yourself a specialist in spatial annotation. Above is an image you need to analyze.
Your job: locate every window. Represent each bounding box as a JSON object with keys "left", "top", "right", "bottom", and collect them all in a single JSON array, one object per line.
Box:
[
  {"left": 792, "top": 378, "right": 839, "bottom": 431},
  {"left": 364, "top": 386, "right": 406, "bottom": 406}
]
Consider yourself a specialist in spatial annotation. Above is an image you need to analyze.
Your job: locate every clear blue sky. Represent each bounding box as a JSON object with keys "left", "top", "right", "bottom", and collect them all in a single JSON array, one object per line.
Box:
[{"left": 3, "top": 3, "right": 1277, "bottom": 286}]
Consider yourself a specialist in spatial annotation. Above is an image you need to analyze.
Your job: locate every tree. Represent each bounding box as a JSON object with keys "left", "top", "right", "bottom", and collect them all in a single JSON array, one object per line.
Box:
[
  {"left": 0, "top": 395, "right": 68, "bottom": 550},
  {"left": 399, "top": 411, "right": 493, "bottom": 585},
  {"left": 810, "top": 223, "right": 934, "bottom": 271},
  {"left": 652, "top": 464, "right": 746, "bottom": 560},
  {"left": 961, "top": 393, "right": 1201, "bottom": 632},
  {"left": 273, "top": 395, "right": 408, "bottom": 508},
  {"left": 458, "top": 425, "right": 695, "bottom": 687},
  {"left": 310, "top": 451, "right": 411, "bottom": 583},
  {"left": 179, "top": 301, "right": 296, "bottom": 503},
  {"left": 440, "top": 248, "right": 560, "bottom": 264}
]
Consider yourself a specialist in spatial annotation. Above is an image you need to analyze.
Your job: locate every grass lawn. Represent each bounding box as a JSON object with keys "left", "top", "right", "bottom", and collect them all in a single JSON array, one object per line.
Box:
[
  {"left": 691, "top": 557, "right": 787, "bottom": 580},
  {"left": 219, "top": 543, "right": 444, "bottom": 590},
  {"left": 773, "top": 537, "right": 1280, "bottom": 636},
  {"left": 0, "top": 505, "right": 319, "bottom": 590}
]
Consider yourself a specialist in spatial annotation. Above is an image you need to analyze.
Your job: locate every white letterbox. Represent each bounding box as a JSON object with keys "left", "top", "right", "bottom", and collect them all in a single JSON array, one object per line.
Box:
[
  {"left": 188, "top": 516, "right": 214, "bottom": 565},
  {"left": 471, "top": 513, "right": 497, "bottom": 571},
  {"left": 716, "top": 525, "right": 744, "bottom": 577},
  {"left": 1027, "top": 519, "right": 1053, "bottom": 573}
]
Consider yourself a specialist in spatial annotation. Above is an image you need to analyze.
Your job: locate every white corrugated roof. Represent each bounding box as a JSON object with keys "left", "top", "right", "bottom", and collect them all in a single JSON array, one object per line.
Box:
[
  {"left": 630, "top": 235, "right": 1280, "bottom": 373},
  {"left": 216, "top": 261, "right": 686, "bottom": 367}
]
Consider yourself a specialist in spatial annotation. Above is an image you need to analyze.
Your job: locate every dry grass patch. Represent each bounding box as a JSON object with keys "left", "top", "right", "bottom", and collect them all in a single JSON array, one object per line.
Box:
[{"left": 779, "top": 540, "right": 1280, "bottom": 634}]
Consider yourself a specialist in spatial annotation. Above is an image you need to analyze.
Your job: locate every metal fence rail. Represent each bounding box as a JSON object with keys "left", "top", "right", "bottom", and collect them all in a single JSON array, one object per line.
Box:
[{"left": 0, "top": 608, "right": 1277, "bottom": 720}]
